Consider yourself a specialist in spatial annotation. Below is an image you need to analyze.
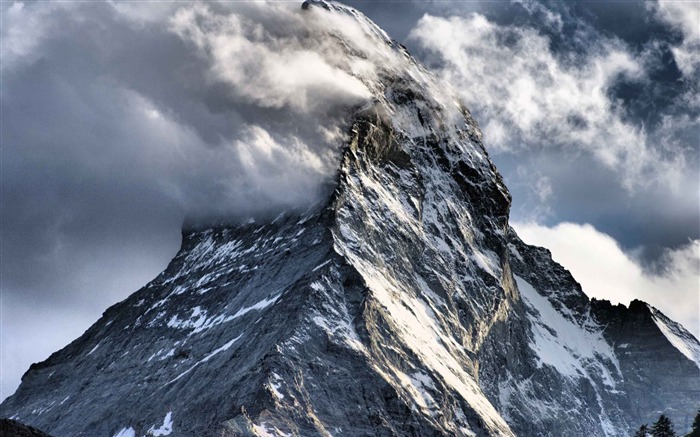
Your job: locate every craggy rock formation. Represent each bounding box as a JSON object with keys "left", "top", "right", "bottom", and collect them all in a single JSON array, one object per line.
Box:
[{"left": 0, "top": 419, "right": 54, "bottom": 437}]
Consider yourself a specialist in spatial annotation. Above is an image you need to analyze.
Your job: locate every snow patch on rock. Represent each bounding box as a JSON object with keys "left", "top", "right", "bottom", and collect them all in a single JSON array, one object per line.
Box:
[
  {"left": 651, "top": 305, "right": 700, "bottom": 368},
  {"left": 112, "top": 427, "right": 136, "bottom": 437},
  {"left": 516, "top": 275, "right": 619, "bottom": 385}
]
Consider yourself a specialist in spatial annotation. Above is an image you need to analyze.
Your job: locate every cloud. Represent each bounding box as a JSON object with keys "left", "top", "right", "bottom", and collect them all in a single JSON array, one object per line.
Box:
[
  {"left": 513, "top": 221, "right": 700, "bottom": 338},
  {"left": 408, "top": 13, "right": 692, "bottom": 191},
  {"left": 1, "top": 296, "right": 98, "bottom": 401},
  {"left": 1, "top": 1, "right": 406, "bottom": 226},
  {"left": 0, "top": 0, "right": 411, "bottom": 401},
  {"left": 511, "top": 0, "right": 564, "bottom": 33},
  {"left": 2, "top": 1, "right": 59, "bottom": 69},
  {"left": 652, "top": 0, "right": 700, "bottom": 78},
  {"left": 168, "top": 3, "right": 374, "bottom": 113}
]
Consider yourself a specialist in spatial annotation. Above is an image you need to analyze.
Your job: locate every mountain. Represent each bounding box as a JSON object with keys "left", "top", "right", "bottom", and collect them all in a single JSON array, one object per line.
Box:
[{"left": 2, "top": 2, "right": 698, "bottom": 436}]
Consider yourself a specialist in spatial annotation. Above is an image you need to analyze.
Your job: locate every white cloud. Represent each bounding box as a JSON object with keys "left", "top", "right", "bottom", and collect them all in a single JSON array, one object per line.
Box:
[
  {"left": 408, "top": 13, "right": 689, "bottom": 191},
  {"left": 513, "top": 221, "right": 700, "bottom": 338},
  {"left": 653, "top": 0, "right": 700, "bottom": 77},
  {"left": 1, "top": 1, "right": 64, "bottom": 69},
  {"left": 168, "top": 4, "right": 374, "bottom": 114},
  {"left": 512, "top": 0, "right": 564, "bottom": 32}
]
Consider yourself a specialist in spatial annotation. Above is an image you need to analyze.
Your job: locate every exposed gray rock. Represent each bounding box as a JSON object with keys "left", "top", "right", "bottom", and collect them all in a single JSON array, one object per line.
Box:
[
  {"left": 2, "top": 3, "right": 698, "bottom": 437},
  {"left": 590, "top": 299, "right": 700, "bottom": 431}
]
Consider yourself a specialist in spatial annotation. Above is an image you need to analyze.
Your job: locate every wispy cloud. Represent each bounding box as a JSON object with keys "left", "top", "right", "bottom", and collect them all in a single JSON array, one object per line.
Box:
[
  {"left": 409, "top": 13, "right": 693, "bottom": 191},
  {"left": 652, "top": 0, "right": 700, "bottom": 78},
  {"left": 168, "top": 3, "right": 374, "bottom": 113}
]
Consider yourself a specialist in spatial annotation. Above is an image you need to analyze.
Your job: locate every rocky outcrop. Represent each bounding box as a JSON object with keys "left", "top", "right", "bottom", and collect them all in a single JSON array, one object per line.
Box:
[
  {"left": 0, "top": 419, "right": 54, "bottom": 437},
  {"left": 476, "top": 232, "right": 700, "bottom": 436},
  {"left": 2, "top": 2, "right": 698, "bottom": 436},
  {"left": 590, "top": 299, "right": 700, "bottom": 431}
]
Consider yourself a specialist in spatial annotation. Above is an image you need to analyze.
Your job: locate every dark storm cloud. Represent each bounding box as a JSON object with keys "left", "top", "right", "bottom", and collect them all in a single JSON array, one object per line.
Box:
[
  {"left": 493, "top": 151, "right": 699, "bottom": 257},
  {"left": 2, "top": 3, "right": 322, "bottom": 226},
  {"left": 2, "top": 0, "right": 392, "bottom": 266},
  {"left": 1, "top": 0, "right": 407, "bottom": 399}
]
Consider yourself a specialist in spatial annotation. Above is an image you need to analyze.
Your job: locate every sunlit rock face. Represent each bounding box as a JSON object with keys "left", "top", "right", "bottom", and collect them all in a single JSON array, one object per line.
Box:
[{"left": 2, "top": 2, "right": 698, "bottom": 436}]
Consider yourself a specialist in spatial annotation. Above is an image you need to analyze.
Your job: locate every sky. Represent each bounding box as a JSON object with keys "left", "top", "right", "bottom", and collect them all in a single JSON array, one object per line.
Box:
[{"left": 1, "top": 0, "right": 698, "bottom": 402}]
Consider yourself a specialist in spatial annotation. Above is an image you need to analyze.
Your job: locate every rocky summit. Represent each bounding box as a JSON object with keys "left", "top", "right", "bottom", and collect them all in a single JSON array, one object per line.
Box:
[{"left": 2, "top": 2, "right": 698, "bottom": 436}]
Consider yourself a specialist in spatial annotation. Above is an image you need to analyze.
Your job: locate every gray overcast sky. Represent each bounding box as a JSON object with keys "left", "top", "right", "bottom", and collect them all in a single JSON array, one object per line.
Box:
[{"left": 1, "top": 0, "right": 698, "bottom": 401}]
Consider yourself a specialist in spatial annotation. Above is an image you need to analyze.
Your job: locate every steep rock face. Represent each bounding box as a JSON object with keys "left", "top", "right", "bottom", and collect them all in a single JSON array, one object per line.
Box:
[
  {"left": 478, "top": 234, "right": 627, "bottom": 437},
  {"left": 478, "top": 235, "right": 700, "bottom": 435},
  {"left": 590, "top": 299, "right": 700, "bottom": 431},
  {"left": 2, "top": 2, "right": 699, "bottom": 437}
]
